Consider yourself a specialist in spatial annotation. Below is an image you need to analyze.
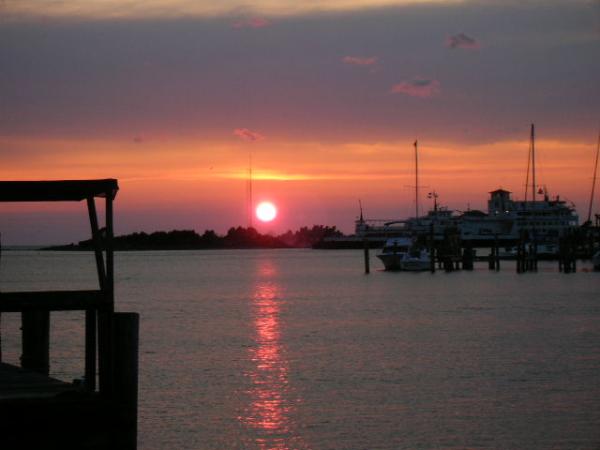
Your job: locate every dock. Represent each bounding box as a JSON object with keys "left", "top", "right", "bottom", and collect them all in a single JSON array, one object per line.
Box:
[{"left": 0, "top": 179, "right": 139, "bottom": 449}]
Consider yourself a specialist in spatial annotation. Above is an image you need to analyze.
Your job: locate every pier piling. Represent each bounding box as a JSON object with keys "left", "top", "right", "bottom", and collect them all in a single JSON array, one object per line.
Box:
[
  {"left": 363, "top": 239, "right": 370, "bottom": 274},
  {"left": 20, "top": 310, "right": 50, "bottom": 375},
  {"left": 113, "top": 312, "right": 140, "bottom": 450}
]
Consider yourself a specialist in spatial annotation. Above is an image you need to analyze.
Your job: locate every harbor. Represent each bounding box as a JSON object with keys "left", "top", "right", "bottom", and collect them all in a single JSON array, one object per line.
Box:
[{"left": 324, "top": 126, "right": 600, "bottom": 273}]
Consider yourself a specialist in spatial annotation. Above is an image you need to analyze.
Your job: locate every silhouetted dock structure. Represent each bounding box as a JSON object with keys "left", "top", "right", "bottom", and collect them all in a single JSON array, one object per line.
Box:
[
  {"left": 0, "top": 179, "right": 139, "bottom": 449},
  {"left": 370, "top": 225, "right": 600, "bottom": 273}
]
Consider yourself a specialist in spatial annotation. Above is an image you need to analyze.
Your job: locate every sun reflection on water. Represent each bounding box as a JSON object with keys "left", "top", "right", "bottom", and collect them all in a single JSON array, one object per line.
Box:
[{"left": 240, "top": 259, "right": 305, "bottom": 450}]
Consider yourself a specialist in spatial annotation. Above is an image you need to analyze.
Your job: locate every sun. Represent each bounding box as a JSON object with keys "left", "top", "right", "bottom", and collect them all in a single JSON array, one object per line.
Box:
[{"left": 256, "top": 201, "right": 277, "bottom": 222}]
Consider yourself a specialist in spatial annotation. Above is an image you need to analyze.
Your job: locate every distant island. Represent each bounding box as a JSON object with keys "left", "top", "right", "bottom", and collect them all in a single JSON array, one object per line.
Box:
[{"left": 44, "top": 225, "right": 346, "bottom": 251}]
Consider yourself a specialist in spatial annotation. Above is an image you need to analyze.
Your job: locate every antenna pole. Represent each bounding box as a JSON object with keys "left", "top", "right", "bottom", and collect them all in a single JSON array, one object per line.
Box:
[
  {"left": 247, "top": 151, "right": 253, "bottom": 228},
  {"left": 415, "top": 140, "right": 419, "bottom": 218},
  {"left": 587, "top": 127, "right": 600, "bottom": 223},
  {"left": 531, "top": 123, "right": 536, "bottom": 202},
  {"left": 525, "top": 130, "right": 531, "bottom": 201}
]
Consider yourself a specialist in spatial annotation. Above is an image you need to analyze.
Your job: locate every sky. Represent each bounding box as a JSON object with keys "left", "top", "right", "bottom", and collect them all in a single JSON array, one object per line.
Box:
[{"left": 0, "top": 0, "right": 599, "bottom": 244}]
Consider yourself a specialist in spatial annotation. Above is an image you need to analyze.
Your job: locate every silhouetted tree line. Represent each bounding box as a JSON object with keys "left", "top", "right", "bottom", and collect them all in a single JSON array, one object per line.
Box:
[{"left": 46, "top": 225, "right": 344, "bottom": 251}]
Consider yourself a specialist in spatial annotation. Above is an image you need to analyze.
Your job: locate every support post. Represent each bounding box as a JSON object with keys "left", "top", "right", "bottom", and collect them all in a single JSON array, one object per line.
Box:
[
  {"left": 494, "top": 236, "right": 500, "bottom": 271},
  {"left": 363, "top": 239, "right": 370, "bottom": 274},
  {"left": 99, "top": 196, "right": 116, "bottom": 396},
  {"left": 0, "top": 231, "right": 2, "bottom": 362},
  {"left": 85, "top": 309, "right": 97, "bottom": 391},
  {"left": 112, "top": 312, "right": 139, "bottom": 450},
  {"left": 462, "top": 245, "right": 474, "bottom": 270},
  {"left": 429, "top": 223, "right": 435, "bottom": 273},
  {"left": 21, "top": 310, "right": 50, "bottom": 375}
]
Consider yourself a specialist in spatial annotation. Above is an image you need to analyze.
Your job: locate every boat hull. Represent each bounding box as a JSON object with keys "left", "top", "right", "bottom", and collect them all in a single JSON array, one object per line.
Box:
[
  {"left": 376, "top": 253, "right": 431, "bottom": 271},
  {"left": 401, "top": 259, "right": 431, "bottom": 271},
  {"left": 376, "top": 253, "right": 404, "bottom": 271}
]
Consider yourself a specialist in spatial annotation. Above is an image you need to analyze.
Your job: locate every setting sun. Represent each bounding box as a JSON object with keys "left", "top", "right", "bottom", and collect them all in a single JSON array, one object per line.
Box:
[{"left": 256, "top": 201, "right": 277, "bottom": 222}]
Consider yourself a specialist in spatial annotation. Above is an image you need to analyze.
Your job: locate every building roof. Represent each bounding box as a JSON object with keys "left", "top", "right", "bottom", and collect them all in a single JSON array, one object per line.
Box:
[
  {"left": 0, "top": 179, "right": 118, "bottom": 202},
  {"left": 489, "top": 188, "right": 512, "bottom": 194}
]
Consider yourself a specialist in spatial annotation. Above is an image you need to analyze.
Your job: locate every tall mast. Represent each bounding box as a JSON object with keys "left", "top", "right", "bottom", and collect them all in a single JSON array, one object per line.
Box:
[
  {"left": 414, "top": 140, "right": 419, "bottom": 218},
  {"left": 587, "top": 127, "right": 600, "bottom": 223},
  {"left": 247, "top": 151, "right": 253, "bottom": 228},
  {"left": 531, "top": 123, "right": 536, "bottom": 202}
]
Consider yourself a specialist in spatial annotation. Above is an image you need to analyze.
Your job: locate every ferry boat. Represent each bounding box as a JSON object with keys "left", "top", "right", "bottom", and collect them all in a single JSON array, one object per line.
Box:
[
  {"left": 459, "top": 188, "right": 578, "bottom": 242},
  {"left": 357, "top": 126, "right": 578, "bottom": 246}
]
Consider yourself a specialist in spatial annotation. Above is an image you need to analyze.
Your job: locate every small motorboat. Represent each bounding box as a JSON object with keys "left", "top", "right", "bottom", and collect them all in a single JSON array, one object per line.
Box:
[{"left": 376, "top": 237, "right": 430, "bottom": 271}]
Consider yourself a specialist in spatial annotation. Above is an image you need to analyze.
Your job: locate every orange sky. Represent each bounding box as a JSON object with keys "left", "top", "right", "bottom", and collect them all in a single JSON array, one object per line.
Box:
[{"left": 1, "top": 133, "right": 597, "bottom": 243}]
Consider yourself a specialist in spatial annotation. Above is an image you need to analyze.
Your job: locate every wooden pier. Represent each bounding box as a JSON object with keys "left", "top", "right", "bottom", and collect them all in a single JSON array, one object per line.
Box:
[{"left": 0, "top": 180, "right": 139, "bottom": 450}]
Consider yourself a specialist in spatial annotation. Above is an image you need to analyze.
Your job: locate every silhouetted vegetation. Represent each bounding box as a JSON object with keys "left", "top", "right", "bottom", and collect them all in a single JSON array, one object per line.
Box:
[{"left": 44, "top": 225, "right": 345, "bottom": 251}]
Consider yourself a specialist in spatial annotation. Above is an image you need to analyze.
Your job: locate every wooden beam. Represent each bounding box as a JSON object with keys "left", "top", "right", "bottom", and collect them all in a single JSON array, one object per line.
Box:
[
  {"left": 87, "top": 197, "right": 106, "bottom": 291},
  {"left": 0, "top": 179, "right": 118, "bottom": 202},
  {"left": 0, "top": 290, "right": 106, "bottom": 312}
]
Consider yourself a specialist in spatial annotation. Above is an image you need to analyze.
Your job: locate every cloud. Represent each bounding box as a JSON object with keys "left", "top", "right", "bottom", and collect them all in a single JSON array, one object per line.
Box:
[
  {"left": 233, "top": 128, "right": 265, "bottom": 141},
  {"left": 342, "top": 56, "right": 378, "bottom": 66},
  {"left": 445, "top": 33, "right": 480, "bottom": 49},
  {"left": 390, "top": 78, "right": 441, "bottom": 98},
  {"left": 232, "top": 18, "right": 271, "bottom": 29}
]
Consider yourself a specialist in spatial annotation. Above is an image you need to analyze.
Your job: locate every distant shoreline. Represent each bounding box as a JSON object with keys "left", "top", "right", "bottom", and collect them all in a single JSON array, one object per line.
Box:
[{"left": 38, "top": 226, "right": 346, "bottom": 251}]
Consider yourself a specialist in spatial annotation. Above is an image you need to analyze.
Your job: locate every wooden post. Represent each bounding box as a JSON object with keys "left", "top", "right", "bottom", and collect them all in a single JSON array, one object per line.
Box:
[
  {"left": 99, "top": 196, "right": 116, "bottom": 396},
  {"left": 558, "top": 237, "right": 564, "bottom": 272},
  {"left": 444, "top": 256, "right": 453, "bottom": 272},
  {"left": 85, "top": 310, "right": 97, "bottom": 391},
  {"left": 494, "top": 236, "right": 500, "bottom": 271},
  {"left": 363, "top": 239, "right": 370, "bottom": 274},
  {"left": 462, "top": 245, "right": 474, "bottom": 270},
  {"left": 429, "top": 246, "right": 436, "bottom": 273},
  {"left": 21, "top": 310, "right": 50, "bottom": 375},
  {"left": 429, "top": 223, "right": 435, "bottom": 273},
  {"left": 112, "top": 312, "right": 139, "bottom": 450},
  {"left": 0, "top": 231, "right": 2, "bottom": 363}
]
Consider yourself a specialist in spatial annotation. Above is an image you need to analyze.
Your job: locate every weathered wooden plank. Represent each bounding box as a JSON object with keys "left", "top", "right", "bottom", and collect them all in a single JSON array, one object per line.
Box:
[
  {"left": 0, "top": 179, "right": 118, "bottom": 202},
  {"left": 0, "top": 290, "right": 106, "bottom": 312}
]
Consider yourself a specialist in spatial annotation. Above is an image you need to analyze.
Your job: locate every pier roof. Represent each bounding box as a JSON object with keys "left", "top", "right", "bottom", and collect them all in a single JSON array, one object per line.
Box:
[{"left": 0, "top": 179, "right": 118, "bottom": 202}]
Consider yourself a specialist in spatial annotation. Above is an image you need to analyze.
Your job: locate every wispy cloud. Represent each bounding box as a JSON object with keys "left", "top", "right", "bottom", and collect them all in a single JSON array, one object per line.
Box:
[
  {"left": 233, "top": 128, "right": 264, "bottom": 141},
  {"left": 390, "top": 78, "right": 440, "bottom": 98},
  {"left": 445, "top": 33, "right": 480, "bottom": 49},
  {"left": 231, "top": 18, "right": 271, "bottom": 29},
  {"left": 2, "top": 1, "right": 462, "bottom": 21},
  {"left": 342, "top": 56, "right": 378, "bottom": 66}
]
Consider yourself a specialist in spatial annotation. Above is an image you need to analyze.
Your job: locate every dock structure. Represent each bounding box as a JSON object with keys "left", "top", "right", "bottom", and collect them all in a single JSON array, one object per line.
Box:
[{"left": 0, "top": 179, "right": 139, "bottom": 450}]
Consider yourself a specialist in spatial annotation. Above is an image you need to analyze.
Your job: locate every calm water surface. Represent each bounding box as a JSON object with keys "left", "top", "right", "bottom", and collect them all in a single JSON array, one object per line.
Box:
[{"left": 1, "top": 250, "right": 600, "bottom": 449}]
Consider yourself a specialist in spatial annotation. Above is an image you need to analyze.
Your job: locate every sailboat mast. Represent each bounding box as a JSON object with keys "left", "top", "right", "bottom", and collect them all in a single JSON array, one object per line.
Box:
[
  {"left": 531, "top": 123, "right": 536, "bottom": 202},
  {"left": 587, "top": 127, "right": 600, "bottom": 223},
  {"left": 414, "top": 140, "right": 419, "bottom": 218}
]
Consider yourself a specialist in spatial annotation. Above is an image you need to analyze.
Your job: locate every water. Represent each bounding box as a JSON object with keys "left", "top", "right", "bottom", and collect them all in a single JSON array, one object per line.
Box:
[{"left": 1, "top": 249, "right": 600, "bottom": 449}]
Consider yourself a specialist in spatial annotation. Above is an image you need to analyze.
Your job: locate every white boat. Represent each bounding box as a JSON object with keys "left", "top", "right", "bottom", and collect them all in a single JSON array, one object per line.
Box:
[
  {"left": 376, "top": 237, "right": 411, "bottom": 270},
  {"left": 401, "top": 246, "right": 431, "bottom": 271},
  {"left": 376, "top": 237, "right": 431, "bottom": 271}
]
